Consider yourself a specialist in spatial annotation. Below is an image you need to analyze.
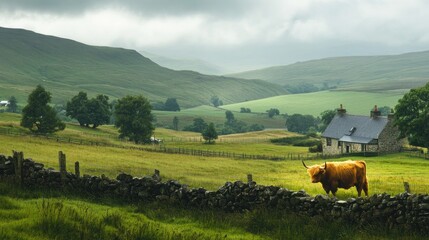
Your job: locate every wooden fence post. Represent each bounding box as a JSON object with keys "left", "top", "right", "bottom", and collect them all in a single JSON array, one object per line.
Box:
[
  {"left": 153, "top": 169, "right": 161, "bottom": 181},
  {"left": 403, "top": 182, "right": 411, "bottom": 193},
  {"left": 247, "top": 174, "right": 253, "bottom": 183},
  {"left": 75, "top": 161, "right": 80, "bottom": 178},
  {"left": 58, "top": 151, "right": 67, "bottom": 182},
  {"left": 13, "top": 151, "right": 24, "bottom": 185}
]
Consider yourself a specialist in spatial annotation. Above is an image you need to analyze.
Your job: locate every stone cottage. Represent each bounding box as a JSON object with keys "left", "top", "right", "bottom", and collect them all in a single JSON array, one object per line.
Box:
[{"left": 321, "top": 105, "right": 404, "bottom": 155}]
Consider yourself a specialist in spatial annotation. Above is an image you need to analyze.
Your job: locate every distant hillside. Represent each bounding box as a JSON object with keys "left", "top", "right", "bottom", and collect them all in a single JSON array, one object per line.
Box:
[
  {"left": 222, "top": 90, "right": 405, "bottom": 116},
  {"left": 140, "top": 51, "right": 225, "bottom": 75},
  {"left": 229, "top": 52, "right": 429, "bottom": 93},
  {"left": 0, "top": 27, "right": 286, "bottom": 107}
]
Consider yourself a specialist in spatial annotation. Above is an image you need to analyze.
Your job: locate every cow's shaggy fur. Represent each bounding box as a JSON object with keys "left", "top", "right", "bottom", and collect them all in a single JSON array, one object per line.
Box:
[{"left": 304, "top": 160, "right": 368, "bottom": 197}]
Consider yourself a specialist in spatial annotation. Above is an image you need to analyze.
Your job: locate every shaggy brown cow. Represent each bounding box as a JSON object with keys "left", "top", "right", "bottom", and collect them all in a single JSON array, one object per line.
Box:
[{"left": 302, "top": 160, "right": 368, "bottom": 197}]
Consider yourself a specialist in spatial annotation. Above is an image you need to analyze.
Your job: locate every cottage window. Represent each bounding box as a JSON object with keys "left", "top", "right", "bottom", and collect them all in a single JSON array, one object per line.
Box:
[{"left": 326, "top": 138, "right": 332, "bottom": 146}]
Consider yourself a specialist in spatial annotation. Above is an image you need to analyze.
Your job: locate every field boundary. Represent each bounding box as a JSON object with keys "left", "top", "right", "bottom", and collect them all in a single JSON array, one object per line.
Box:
[
  {"left": 1, "top": 151, "right": 428, "bottom": 233},
  {"left": 2, "top": 127, "right": 426, "bottom": 161}
]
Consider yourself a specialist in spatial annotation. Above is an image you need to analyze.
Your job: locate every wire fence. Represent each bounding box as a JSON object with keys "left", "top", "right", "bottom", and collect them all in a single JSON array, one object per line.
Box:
[
  {"left": 158, "top": 137, "right": 272, "bottom": 143},
  {"left": 1, "top": 127, "right": 428, "bottom": 161}
]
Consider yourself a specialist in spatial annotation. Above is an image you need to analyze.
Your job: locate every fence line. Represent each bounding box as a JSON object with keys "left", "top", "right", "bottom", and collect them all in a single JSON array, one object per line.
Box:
[
  {"left": 403, "top": 150, "right": 429, "bottom": 159},
  {"left": 1, "top": 127, "right": 426, "bottom": 161},
  {"left": 162, "top": 137, "right": 272, "bottom": 143}
]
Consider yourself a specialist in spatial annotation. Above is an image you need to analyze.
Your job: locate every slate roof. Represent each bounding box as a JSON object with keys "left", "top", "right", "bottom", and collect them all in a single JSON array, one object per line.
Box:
[{"left": 322, "top": 114, "right": 388, "bottom": 144}]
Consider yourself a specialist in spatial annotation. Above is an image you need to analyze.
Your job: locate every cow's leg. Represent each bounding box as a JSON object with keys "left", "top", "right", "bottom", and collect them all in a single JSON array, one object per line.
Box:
[
  {"left": 356, "top": 183, "right": 363, "bottom": 197},
  {"left": 322, "top": 184, "right": 331, "bottom": 196},
  {"left": 331, "top": 182, "right": 338, "bottom": 197},
  {"left": 363, "top": 179, "right": 369, "bottom": 196}
]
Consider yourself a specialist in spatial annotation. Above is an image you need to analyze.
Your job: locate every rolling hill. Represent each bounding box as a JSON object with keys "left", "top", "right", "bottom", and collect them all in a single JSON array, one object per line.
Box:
[
  {"left": 229, "top": 52, "right": 429, "bottom": 92},
  {"left": 222, "top": 90, "right": 405, "bottom": 116},
  {"left": 0, "top": 27, "right": 286, "bottom": 107},
  {"left": 139, "top": 50, "right": 226, "bottom": 75}
]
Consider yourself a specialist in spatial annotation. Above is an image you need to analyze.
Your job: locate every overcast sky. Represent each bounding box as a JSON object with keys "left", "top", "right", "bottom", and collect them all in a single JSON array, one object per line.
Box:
[{"left": 1, "top": 0, "right": 429, "bottom": 72}]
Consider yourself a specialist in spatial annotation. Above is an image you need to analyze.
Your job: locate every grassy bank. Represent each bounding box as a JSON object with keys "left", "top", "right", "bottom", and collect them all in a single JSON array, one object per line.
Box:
[{"left": 0, "top": 183, "right": 426, "bottom": 240}]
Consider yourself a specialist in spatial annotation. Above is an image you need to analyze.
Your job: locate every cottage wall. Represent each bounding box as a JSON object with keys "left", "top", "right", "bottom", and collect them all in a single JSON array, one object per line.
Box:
[
  {"left": 323, "top": 138, "right": 380, "bottom": 155},
  {"left": 322, "top": 138, "right": 341, "bottom": 155},
  {"left": 378, "top": 117, "right": 405, "bottom": 153}
]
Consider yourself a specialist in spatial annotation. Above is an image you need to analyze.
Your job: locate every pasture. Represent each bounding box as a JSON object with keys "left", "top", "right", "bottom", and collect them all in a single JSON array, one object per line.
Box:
[
  {"left": 0, "top": 129, "right": 428, "bottom": 196},
  {"left": 222, "top": 90, "right": 405, "bottom": 116},
  {"left": 153, "top": 105, "right": 286, "bottom": 129},
  {"left": 1, "top": 112, "right": 428, "bottom": 239},
  {"left": 2, "top": 184, "right": 426, "bottom": 240}
]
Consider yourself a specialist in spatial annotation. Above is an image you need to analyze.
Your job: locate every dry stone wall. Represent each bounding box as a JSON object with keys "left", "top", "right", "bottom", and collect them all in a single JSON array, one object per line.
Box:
[{"left": 1, "top": 153, "right": 428, "bottom": 232}]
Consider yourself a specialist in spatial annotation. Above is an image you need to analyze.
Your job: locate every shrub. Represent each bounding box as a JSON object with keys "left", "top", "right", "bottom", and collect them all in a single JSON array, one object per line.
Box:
[{"left": 271, "top": 136, "right": 321, "bottom": 147}]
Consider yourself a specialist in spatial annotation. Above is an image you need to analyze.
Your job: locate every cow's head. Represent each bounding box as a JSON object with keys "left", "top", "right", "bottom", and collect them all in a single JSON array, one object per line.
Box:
[{"left": 302, "top": 160, "right": 326, "bottom": 183}]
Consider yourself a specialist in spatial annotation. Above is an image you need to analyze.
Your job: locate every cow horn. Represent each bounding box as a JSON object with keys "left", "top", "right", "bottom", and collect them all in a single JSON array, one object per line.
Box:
[
  {"left": 302, "top": 160, "right": 309, "bottom": 169},
  {"left": 321, "top": 162, "right": 327, "bottom": 169}
]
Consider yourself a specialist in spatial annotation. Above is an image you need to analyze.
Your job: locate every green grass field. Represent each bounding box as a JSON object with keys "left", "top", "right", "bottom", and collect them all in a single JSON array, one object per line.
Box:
[
  {"left": 2, "top": 184, "right": 425, "bottom": 240},
  {"left": 1, "top": 112, "right": 428, "bottom": 195},
  {"left": 1, "top": 113, "right": 428, "bottom": 239},
  {"left": 222, "top": 90, "right": 405, "bottom": 116},
  {"left": 154, "top": 105, "right": 286, "bottom": 129}
]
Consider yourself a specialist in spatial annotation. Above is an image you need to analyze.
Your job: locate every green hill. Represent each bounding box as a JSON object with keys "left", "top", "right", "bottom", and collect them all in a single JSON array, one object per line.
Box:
[
  {"left": 140, "top": 50, "right": 226, "bottom": 75},
  {"left": 0, "top": 27, "right": 286, "bottom": 107},
  {"left": 222, "top": 90, "right": 405, "bottom": 116},
  {"left": 229, "top": 52, "right": 429, "bottom": 92}
]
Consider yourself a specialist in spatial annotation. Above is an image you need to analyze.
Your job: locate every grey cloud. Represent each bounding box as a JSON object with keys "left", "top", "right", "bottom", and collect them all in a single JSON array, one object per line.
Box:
[{"left": 0, "top": 0, "right": 256, "bottom": 17}]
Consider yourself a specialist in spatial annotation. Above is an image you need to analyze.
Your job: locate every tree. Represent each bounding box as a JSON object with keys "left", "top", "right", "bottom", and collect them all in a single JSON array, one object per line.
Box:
[
  {"left": 225, "top": 110, "right": 235, "bottom": 124},
  {"left": 202, "top": 122, "right": 218, "bottom": 144},
  {"left": 183, "top": 117, "right": 208, "bottom": 133},
  {"left": 210, "top": 95, "right": 222, "bottom": 107},
  {"left": 266, "top": 108, "right": 280, "bottom": 118},
  {"left": 66, "top": 92, "right": 89, "bottom": 126},
  {"left": 240, "top": 107, "right": 251, "bottom": 113},
  {"left": 87, "top": 94, "right": 111, "bottom": 128},
  {"left": 286, "top": 114, "right": 316, "bottom": 134},
  {"left": 21, "top": 85, "right": 65, "bottom": 134},
  {"left": 172, "top": 116, "right": 179, "bottom": 131},
  {"left": 114, "top": 95, "right": 154, "bottom": 144},
  {"left": 164, "top": 98, "right": 180, "bottom": 111},
  {"left": 6, "top": 96, "right": 18, "bottom": 113},
  {"left": 319, "top": 109, "right": 336, "bottom": 132},
  {"left": 67, "top": 92, "right": 111, "bottom": 128},
  {"left": 394, "top": 83, "right": 429, "bottom": 148}
]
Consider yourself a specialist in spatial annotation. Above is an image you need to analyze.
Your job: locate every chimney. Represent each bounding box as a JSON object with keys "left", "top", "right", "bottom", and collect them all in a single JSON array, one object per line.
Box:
[
  {"left": 337, "top": 104, "right": 346, "bottom": 115},
  {"left": 370, "top": 105, "right": 381, "bottom": 118}
]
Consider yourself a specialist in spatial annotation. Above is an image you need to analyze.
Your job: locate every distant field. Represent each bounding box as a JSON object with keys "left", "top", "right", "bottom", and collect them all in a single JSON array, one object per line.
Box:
[
  {"left": 222, "top": 90, "right": 405, "bottom": 116},
  {"left": 154, "top": 105, "right": 286, "bottom": 129}
]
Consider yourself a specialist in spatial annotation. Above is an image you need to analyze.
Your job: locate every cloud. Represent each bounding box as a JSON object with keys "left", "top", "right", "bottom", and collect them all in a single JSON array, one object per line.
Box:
[{"left": 1, "top": 0, "right": 429, "bottom": 71}]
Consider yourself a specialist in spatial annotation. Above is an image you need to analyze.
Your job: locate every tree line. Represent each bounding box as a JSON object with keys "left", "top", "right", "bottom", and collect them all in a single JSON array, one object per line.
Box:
[
  {"left": 12, "top": 82, "right": 429, "bottom": 149},
  {"left": 18, "top": 85, "right": 155, "bottom": 144}
]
